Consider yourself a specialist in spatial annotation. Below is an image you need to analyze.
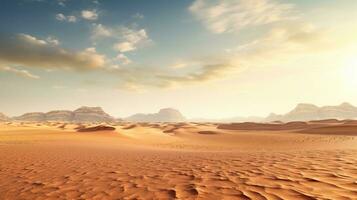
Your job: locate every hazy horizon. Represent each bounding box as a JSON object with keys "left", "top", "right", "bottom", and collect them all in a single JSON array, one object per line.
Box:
[
  {"left": 1, "top": 0, "right": 357, "bottom": 118},
  {"left": 2, "top": 101, "right": 357, "bottom": 121}
]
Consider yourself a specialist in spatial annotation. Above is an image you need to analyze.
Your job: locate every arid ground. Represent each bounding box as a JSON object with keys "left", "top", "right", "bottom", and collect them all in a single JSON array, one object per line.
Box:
[{"left": 1, "top": 121, "right": 357, "bottom": 200}]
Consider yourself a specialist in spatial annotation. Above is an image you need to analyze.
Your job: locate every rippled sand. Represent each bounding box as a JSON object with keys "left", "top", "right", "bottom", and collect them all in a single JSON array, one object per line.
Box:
[{"left": 0, "top": 122, "right": 356, "bottom": 199}]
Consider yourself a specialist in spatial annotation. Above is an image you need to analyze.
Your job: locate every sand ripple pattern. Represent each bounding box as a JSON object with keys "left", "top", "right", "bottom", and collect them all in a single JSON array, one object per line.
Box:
[{"left": 1, "top": 145, "right": 356, "bottom": 200}]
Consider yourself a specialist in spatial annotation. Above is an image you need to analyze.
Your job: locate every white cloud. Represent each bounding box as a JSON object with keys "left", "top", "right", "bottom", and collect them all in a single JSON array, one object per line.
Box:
[
  {"left": 116, "top": 54, "right": 132, "bottom": 65},
  {"left": 56, "top": 13, "right": 77, "bottom": 23},
  {"left": 46, "top": 36, "right": 60, "bottom": 45},
  {"left": 57, "top": 0, "right": 66, "bottom": 7},
  {"left": 91, "top": 23, "right": 112, "bottom": 39},
  {"left": 114, "top": 42, "right": 136, "bottom": 52},
  {"left": 56, "top": 13, "right": 66, "bottom": 21},
  {"left": 81, "top": 10, "right": 98, "bottom": 20},
  {"left": 90, "top": 23, "right": 152, "bottom": 53},
  {"left": 85, "top": 47, "right": 97, "bottom": 53},
  {"left": 67, "top": 15, "right": 77, "bottom": 22},
  {"left": 18, "top": 34, "right": 60, "bottom": 46},
  {"left": 113, "top": 27, "right": 150, "bottom": 53},
  {"left": 18, "top": 33, "right": 47, "bottom": 45},
  {"left": 0, "top": 66, "right": 40, "bottom": 79},
  {"left": 189, "top": 0, "right": 295, "bottom": 33}
]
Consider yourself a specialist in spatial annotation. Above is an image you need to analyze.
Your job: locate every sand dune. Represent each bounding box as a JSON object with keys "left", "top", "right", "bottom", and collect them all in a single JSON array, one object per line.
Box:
[
  {"left": 77, "top": 125, "right": 116, "bottom": 132},
  {"left": 217, "top": 121, "right": 357, "bottom": 136},
  {"left": 300, "top": 125, "right": 357, "bottom": 136},
  {"left": 0, "top": 121, "right": 356, "bottom": 199}
]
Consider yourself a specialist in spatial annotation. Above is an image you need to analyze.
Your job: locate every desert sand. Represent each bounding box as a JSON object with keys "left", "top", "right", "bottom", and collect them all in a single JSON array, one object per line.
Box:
[{"left": 0, "top": 121, "right": 357, "bottom": 200}]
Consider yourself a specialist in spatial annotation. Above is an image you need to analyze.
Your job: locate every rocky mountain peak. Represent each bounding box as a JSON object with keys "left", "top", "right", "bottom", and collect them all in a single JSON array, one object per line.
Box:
[
  {"left": 266, "top": 102, "right": 357, "bottom": 122},
  {"left": 126, "top": 108, "right": 186, "bottom": 122},
  {"left": 74, "top": 106, "right": 107, "bottom": 114},
  {"left": 339, "top": 102, "right": 355, "bottom": 109},
  {"left": 293, "top": 103, "right": 319, "bottom": 111}
]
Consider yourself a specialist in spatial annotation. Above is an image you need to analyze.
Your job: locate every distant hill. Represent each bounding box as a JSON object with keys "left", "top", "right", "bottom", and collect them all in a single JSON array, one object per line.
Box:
[
  {"left": 266, "top": 103, "right": 357, "bottom": 122},
  {"left": 14, "top": 106, "right": 115, "bottom": 123},
  {"left": 0, "top": 113, "right": 9, "bottom": 121},
  {"left": 14, "top": 112, "right": 46, "bottom": 122},
  {"left": 125, "top": 108, "right": 186, "bottom": 122},
  {"left": 46, "top": 110, "right": 73, "bottom": 121},
  {"left": 72, "top": 107, "right": 114, "bottom": 122}
]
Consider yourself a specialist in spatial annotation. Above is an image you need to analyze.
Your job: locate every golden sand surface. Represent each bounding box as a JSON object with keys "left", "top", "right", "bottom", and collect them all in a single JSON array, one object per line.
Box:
[{"left": 0, "top": 122, "right": 356, "bottom": 200}]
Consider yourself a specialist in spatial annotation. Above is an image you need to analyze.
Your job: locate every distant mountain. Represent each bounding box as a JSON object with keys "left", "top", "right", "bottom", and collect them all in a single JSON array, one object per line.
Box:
[
  {"left": 265, "top": 102, "right": 357, "bottom": 122},
  {"left": 72, "top": 107, "right": 114, "bottom": 122},
  {"left": 46, "top": 110, "right": 73, "bottom": 121},
  {"left": 125, "top": 108, "right": 186, "bottom": 122},
  {"left": 14, "top": 107, "right": 115, "bottom": 122},
  {"left": 15, "top": 112, "right": 46, "bottom": 122},
  {"left": 0, "top": 113, "right": 10, "bottom": 121},
  {"left": 265, "top": 113, "right": 283, "bottom": 122}
]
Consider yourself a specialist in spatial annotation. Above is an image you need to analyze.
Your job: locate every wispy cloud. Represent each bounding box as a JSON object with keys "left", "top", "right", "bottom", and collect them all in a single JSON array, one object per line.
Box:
[
  {"left": 228, "top": 21, "right": 357, "bottom": 68},
  {"left": 91, "top": 24, "right": 152, "bottom": 53},
  {"left": 56, "top": 13, "right": 77, "bottom": 23},
  {"left": 116, "top": 54, "right": 132, "bottom": 65},
  {"left": 0, "top": 33, "right": 106, "bottom": 71},
  {"left": 113, "top": 27, "right": 151, "bottom": 53},
  {"left": 45, "top": 36, "right": 60, "bottom": 45},
  {"left": 56, "top": 9, "right": 99, "bottom": 23},
  {"left": 188, "top": 0, "right": 357, "bottom": 75},
  {"left": 0, "top": 66, "right": 40, "bottom": 79},
  {"left": 158, "top": 63, "right": 234, "bottom": 87},
  {"left": 189, "top": 0, "right": 295, "bottom": 33},
  {"left": 114, "top": 42, "right": 136, "bottom": 53},
  {"left": 91, "top": 23, "right": 112, "bottom": 38},
  {"left": 108, "top": 58, "right": 235, "bottom": 91}
]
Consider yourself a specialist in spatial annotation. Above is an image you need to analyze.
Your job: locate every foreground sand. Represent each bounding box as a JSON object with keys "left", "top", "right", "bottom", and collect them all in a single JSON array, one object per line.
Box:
[{"left": 0, "top": 122, "right": 357, "bottom": 200}]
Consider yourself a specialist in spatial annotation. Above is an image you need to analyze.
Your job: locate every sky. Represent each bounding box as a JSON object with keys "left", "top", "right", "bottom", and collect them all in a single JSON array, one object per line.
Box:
[{"left": 0, "top": 0, "right": 357, "bottom": 119}]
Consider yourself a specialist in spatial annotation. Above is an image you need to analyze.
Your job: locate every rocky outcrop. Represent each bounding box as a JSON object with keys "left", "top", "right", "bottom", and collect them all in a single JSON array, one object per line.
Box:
[
  {"left": 14, "top": 112, "right": 46, "bottom": 122},
  {"left": 13, "top": 107, "right": 115, "bottom": 123},
  {"left": 319, "top": 103, "right": 357, "bottom": 119},
  {"left": 265, "top": 113, "right": 283, "bottom": 122},
  {"left": 72, "top": 107, "right": 115, "bottom": 122},
  {"left": 46, "top": 110, "right": 73, "bottom": 121},
  {"left": 265, "top": 103, "right": 357, "bottom": 122},
  {"left": 125, "top": 108, "right": 186, "bottom": 122}
]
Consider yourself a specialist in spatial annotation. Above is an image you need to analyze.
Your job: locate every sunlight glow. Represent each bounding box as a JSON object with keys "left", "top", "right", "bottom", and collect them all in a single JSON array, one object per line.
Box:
[{"left": 343, "top": 57, "right": 357, "bottom": 88}]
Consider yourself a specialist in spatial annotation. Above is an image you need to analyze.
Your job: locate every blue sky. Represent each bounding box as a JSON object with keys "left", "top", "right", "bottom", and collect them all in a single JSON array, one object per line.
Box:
[{"left": 0, "top": 0, "right": 357, "bottom": 118}]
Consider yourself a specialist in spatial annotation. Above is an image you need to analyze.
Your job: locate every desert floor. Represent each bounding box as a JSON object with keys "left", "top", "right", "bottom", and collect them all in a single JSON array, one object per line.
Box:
[{"left": 0, "top": 122, "right": 356, "bottom": 200}]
